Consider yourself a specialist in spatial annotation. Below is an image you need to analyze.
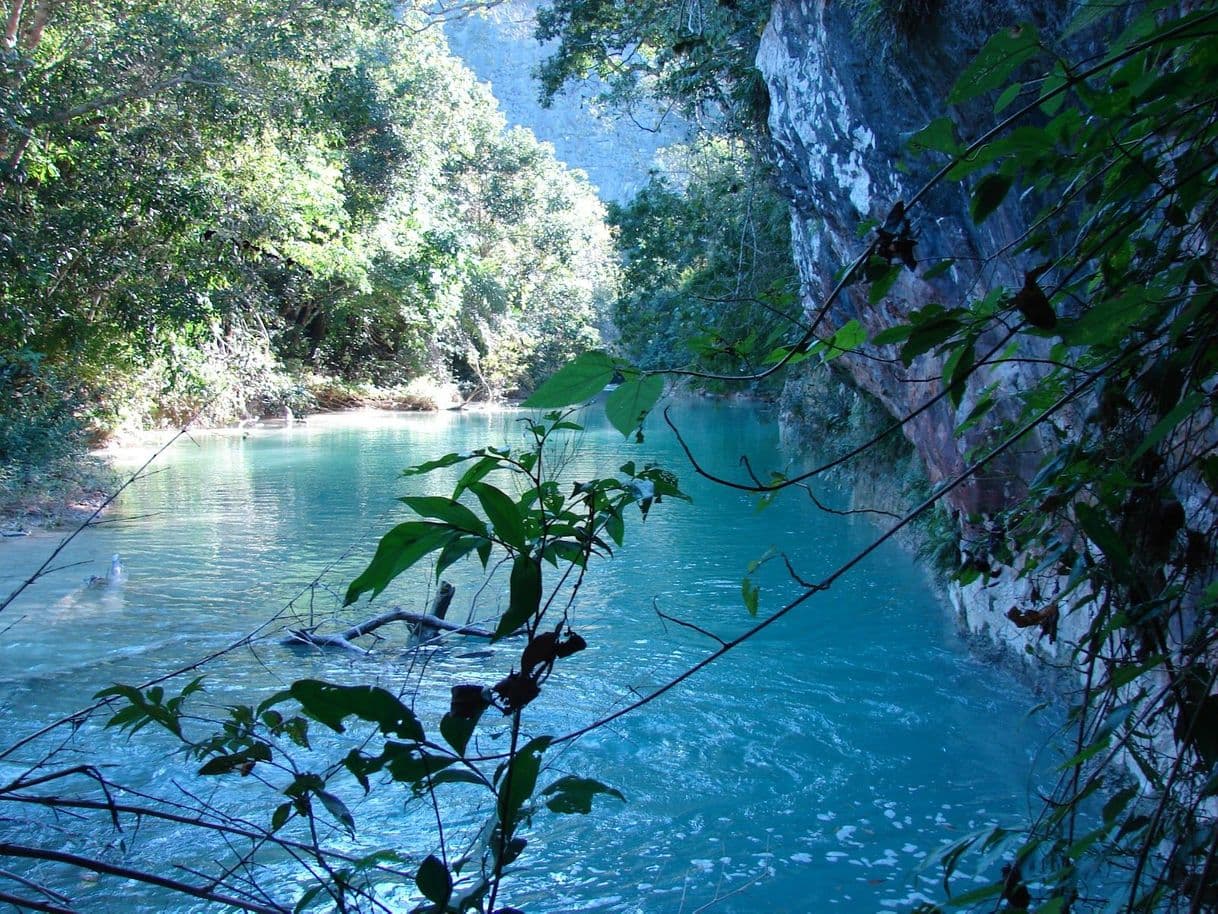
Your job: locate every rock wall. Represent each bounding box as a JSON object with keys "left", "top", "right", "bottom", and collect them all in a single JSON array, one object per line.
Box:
[{"left": 756, "top": 0, "right": 1080, "bottom": 656}]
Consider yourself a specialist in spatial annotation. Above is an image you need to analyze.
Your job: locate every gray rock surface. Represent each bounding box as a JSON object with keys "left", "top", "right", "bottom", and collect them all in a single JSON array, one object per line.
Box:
[{"left": 757, "top": 0, "right": 1074, "bottom": 655}]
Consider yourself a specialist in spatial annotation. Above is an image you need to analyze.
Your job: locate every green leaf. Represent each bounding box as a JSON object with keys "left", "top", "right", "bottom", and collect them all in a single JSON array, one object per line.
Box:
[
  {"left": 440, "top": 711, "right": 480, "bottom": 756},
  {"left": 970, "top": 172, "right": 1014, "bottom": 223},
  {"left": 1130, "top": 392, "right": 1204, "bottom": 461},
  {"left": 197, "top": 743, "right": 272, "bottom": 776},
  {"left": 317, "top": 790, "right": 355, "bottom": 836},
  {"left": 867, "top": 262, "right": 901, "bottom": 305},
  {"left": 942, "top": 336, "right": 977, "bottom": 408},
  {"left": 345, "top": 522, "right": 453, "bottom": 605},
  {"left": 271, "top": 802, "right": 292, "bottom": 832},
  {"left": 949, "top": 24, "right": 1042, "bottom": 104},
  {"left": 522, "top": 350, "right": 617, "bottom": 408},
  {"left": 402, "top": 453, "right": 475, "bottom": 477},
  {"left": 921, "top": 259, "right": 955, "bottom": 280},
  {"left": 435, "top": 536, "right": 486, "bottom": 579},
  {"left": 1102, "top": 785, "right": 1138, "bottom": 826},
  {"left": 468, "top": 482, "right": 527, "bottom": 552},
  {"left": 993, "top": 81, "right": 1023, "bottom": 113},
  {"left": 605, "top": 373, "right": 664, "bottom": 437},
  {"left": 872, "top": 324, "right": 915, "bottom": 346},
  {"left": 454, "top": 456, "right": 499, "bottom": 499},
  {"left": 499, "top": 736, "right": 551, "bottom": 824},
  {"left": 907, "top": 116, "right": 961, "bottom": 155},
  {"left": 415, "top": 855, "right": 453, "bottom": 909},
  {"left": 1058, "top": 290, "right": 1147, "bottom": 347},
  {"left": 742, "top": 578, "right": 760, "bottom": 616},
  {"left": 900, "top": 318, "right": 962, "bottom": 366},
  {"left": 427, "top": 768, "right": 486, "bottom": 789},
  {"left": 495, "top": 555, "right": 542, "bottom": 640},
  {"left": 824, "top": 319, "right": 866, "bottom": 359},
  {"left": 1063, "top": 0, "right": 1124, "bottom": 39},
  {"left": 604, "top": 510, "right": 625, "bottom": 547},
  {"left": 1074, "top": 503, "right": 1133, "bottom": 582},
  {"left": 376, "top": 744, "right": 457, "bottom": 785},
  {"left": 290, "top": 680, "right": 424, "bottom": 741},
  {"left": 541, "top": 775, "right": 626, "bottom": 815},
  {"left": 400, "top": 496, "right": 487, "bottom": 535}
]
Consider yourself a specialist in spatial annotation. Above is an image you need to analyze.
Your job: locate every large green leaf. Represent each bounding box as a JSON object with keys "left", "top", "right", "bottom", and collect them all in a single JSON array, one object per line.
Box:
[
  {"left": 824, "top": 319, "right": 867, "bottom": 360},
  {"left": 522, "top": 350, "right": 617, "bottom": 408},
  {"left": 907, "top": 116, "right": 962, "bottom": 156},
  {"left": 467, "top": 482, "right": 527, "bottom": 552},
  {"left": 949, "top": 24, "right": 1042, "bottom": 104},
  {"left": 345, "top": 521, "right": 453, "bottom": 605},
  {"left": 494, "top": 555, "right": 542, "bottom": 640},
  {"left": 290, "top": 680, "right": 424, "bottom": 741},
  {"left": 604, "top": 373, "right": 664, "bottom": 437},
  {"left": 970, "top": 172, "right": 1014, "bottom": 223},
  {"left": 400, "top": 496, "right": 487, "bottom": 535},
  {"left": 498, "top": 736, "right": 551, "bottom": 824},
  {"left": 415, "top": 855, "right": 452, "bottom": 909}
]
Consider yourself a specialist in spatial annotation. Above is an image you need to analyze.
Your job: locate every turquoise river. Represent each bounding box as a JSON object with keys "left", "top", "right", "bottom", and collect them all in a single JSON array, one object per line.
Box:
[{"left": 0, "top": 400, "right": 1061, "bottom": 913}]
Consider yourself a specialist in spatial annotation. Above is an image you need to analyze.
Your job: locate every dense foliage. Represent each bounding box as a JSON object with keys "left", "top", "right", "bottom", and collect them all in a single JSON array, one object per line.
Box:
[
  {"left": 608, "top": 137, "right": 799, "bottom": 379},
  {"left": 0, "top": 0, "right": 615, "bottom": 510},
  {"left": 534, "top": 0, "right": 773, "bottom": 137}
]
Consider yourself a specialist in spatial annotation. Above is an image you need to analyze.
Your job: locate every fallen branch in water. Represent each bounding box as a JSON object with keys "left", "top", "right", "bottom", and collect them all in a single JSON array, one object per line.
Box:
[{"left": 282, "top": 581, "right": 500, "bottom": 650}]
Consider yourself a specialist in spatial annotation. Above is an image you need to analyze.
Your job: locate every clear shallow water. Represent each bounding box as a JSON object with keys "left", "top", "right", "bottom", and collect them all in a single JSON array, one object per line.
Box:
[{"left": 0, "top": 400, "right": 1056, "bottom": 913}]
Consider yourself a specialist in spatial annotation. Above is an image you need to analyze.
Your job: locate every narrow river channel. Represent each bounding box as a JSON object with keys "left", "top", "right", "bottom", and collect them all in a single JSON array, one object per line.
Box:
[{"left": 0, "top": 400, "right": 1057, "bottom": 912}]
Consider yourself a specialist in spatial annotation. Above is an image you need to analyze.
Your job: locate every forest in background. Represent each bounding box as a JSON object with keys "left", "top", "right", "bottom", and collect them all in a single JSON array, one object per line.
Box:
[{"left": 0, "top": 0, "right": 627, "bottom": 514}]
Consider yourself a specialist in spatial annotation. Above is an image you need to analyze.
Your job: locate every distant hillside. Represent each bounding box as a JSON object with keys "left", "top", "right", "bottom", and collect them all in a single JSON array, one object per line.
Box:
[{"left": 441, "top": 0, "right": 685, "bottom": 202}]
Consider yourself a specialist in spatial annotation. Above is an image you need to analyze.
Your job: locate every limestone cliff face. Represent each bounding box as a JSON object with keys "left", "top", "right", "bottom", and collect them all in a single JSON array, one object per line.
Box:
[{"left": 756, "top": 0, "right": 1078, "bottom": 651}]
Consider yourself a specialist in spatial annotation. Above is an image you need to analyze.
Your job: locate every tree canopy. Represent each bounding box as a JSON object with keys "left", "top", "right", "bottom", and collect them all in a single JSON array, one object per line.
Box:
[{"left": 1, "top": 0, "right": 617, "bottom": 506}]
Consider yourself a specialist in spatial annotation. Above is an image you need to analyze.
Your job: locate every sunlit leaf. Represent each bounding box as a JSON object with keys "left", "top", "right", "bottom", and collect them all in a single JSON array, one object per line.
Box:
[
  {"left": 824, "top": 319, "right": 866, "bottom": 359},
  {"left": 345, "top": 521, "right": 453, "bottom": 605},
  {"left": 468, "top": 482, "right": 527, "bottom": 552},
  {"left": 523, "top": 350, "right": 617, "bottom": 408},
  {"left": 605, "top": 373, "right": 664, "bottom": 437}
]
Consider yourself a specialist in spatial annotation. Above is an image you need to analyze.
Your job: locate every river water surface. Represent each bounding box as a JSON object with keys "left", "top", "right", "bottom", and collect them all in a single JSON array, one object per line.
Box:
[{"left": 0, "top": 400, "right": 1057, "bottom": 913}]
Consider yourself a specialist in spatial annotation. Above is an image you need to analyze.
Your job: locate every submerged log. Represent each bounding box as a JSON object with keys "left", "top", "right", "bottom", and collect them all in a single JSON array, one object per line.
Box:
[{"left": 283, "top": 582, "right": 497, "bottom": 650}]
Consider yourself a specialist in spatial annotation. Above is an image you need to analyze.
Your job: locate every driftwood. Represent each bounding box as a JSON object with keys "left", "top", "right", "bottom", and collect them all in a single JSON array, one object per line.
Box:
[{"left": 283, "top": 582, "right": 498, "bottom": 652}]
